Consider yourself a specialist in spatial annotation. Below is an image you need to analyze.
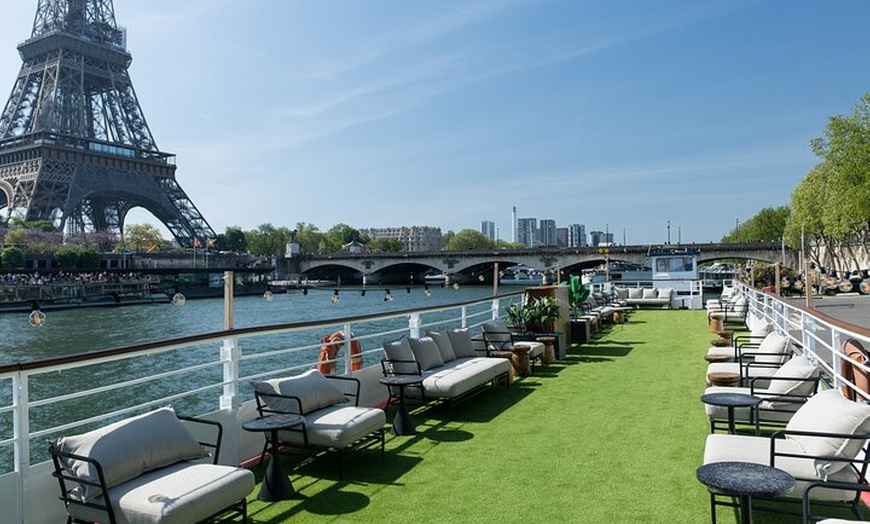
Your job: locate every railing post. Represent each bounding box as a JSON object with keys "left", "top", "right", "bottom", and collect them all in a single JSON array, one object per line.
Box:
[
  {"left": 409, "top": 314, "right": 421, "bottom": 339},
  {"left": 491, "top": 299, "right": 500, "bottom": 321},
  {"left": 461, "top": 306, "right": 468, "bottom": 327},
  {"left": 342, "top": 323, "right": 353, "bottom": 374},
  {"left": 13, "top": 372, "right": 28, "bottom": 523}
]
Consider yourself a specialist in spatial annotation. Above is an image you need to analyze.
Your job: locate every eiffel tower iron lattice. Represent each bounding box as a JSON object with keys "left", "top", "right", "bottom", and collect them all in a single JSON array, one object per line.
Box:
[{"left": 0, "top": 0, "right": 215, "bottom": 247}]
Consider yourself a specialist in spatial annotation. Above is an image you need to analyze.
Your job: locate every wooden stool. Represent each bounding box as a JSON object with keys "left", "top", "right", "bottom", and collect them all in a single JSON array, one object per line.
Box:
[
  {"left": 707, "top": 372, "right": 740, "bottom": 387},
  {"left": 717, "top": 330, "right": 734, "bottom": 342},
  {"left": 536, "top": 336, "right": 556, "bottom": 364},
  {"left": 508, "top": 345, "right": 532, "bottom": 377},
  {"left": 709, "top": 314, "right": 725, "bottom": 333},
  {"left": 704, "top": 353, "right": 732, "bottom": 363},
  {"left": 711, "top": 338, "right": 731, "bottom": 347}
]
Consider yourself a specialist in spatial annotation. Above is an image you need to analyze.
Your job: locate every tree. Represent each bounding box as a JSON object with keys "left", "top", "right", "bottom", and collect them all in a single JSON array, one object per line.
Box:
[
  {"left": 220, "top": 226, "right": 248, "bottom": 253},
  {"left": 721, "top": 206, "right": 790, "bottom": 243},
  {"left": 325, "top": 223, "right": 361, "bottom": 252},
  {"left": 367, "top": 238, "right": 404, "bottom": 252},
  {"left": 293, "top": 222, "right": 325, "bottom": 255},
  {"left": 122, "top": 224, "right": 170, "bottom": 253},
  {"left": 0, "top": 246, "right": 25, "bottom": 268},
  {"left": 809, "top": 92, "right": 870, "bottom": 253},
  {"left": 445, "top": 229, "right": 494, "bottom": 250},
  {"left": 53, "top": 247, "right": 80, "bottom": 269},
  {"left": 246, "top": 223, "right": 291, "bottom": 256}
]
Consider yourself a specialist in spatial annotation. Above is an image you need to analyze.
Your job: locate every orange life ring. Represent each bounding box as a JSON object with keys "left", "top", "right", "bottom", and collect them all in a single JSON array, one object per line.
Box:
[
  {"left": 317, "top": 331, "right": 363, "bottom": 375},
  {"left": 840, "top": 339, "right": 869, "bottom": 401}
]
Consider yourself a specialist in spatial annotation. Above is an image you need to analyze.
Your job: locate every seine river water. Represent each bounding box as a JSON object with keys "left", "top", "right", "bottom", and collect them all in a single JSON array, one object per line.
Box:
[{"left": 0, "top": 285, "right": 506, "bottom": 365}]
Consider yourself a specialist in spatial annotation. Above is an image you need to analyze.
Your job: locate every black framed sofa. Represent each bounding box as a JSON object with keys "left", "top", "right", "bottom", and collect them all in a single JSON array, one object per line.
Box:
[
  {"left": 251, "top": 369, "right": 386, "bottom": 479},
  {"left": 48, "top": 407, "right": 255, "bottom": 524},
  {"left": 381, "top": 328, "right": 511, "bottom": 416}
]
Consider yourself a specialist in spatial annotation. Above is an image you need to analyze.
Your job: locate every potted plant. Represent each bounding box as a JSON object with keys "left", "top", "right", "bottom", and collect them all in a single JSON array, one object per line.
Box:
[
  {"left": 525, "top": 295, "right": 561, "bottom": 334},
  {"left": 505, "top": 302, "right": 531, "bottom": 334}
]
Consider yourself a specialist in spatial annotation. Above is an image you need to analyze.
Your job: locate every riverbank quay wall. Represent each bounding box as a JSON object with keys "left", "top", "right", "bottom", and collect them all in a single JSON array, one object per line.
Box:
[{"left": 295, "top": 242, "right": 799, "bottom": 284}]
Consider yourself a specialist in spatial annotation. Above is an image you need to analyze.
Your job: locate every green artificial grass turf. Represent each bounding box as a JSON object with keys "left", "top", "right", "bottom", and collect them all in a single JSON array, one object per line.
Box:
[{"left": 243, "top": 310, "right": 855, "bottom": 523}]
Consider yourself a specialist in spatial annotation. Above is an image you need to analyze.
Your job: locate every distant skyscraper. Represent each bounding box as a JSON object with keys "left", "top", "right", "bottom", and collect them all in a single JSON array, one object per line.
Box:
[
  {"left": 539, "top": 219, "right": 556, "bottom": 246},
  {"left": 556, "top": 227, "right": 568, "bottom": 247},
  {"left": 568, "top": 224, "right": 586, "bottom": 247},
  {"left": 590, "top": 230, "right": 604, "bottom": 247},
  {"left": 481, "top": 220, "right": 496, "bottom": 241},
  {"left": 517, "top": 218, "right": 537, "bottom": 247},
  {"left": 511, "top": 206, "right": 517, "bottom": 243}
]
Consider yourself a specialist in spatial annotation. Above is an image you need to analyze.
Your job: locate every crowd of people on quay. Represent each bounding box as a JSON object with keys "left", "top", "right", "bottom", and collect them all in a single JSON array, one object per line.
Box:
[{"left": 0, "top": 272, "right": 157, "bottom": 287}]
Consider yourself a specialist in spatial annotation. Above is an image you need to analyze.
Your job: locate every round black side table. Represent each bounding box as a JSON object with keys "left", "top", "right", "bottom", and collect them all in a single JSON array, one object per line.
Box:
[
  {"left": 242, "top": 413, "right": 305, "bottom": 501},
  {"left": 696, "top": 461, "right": 795, "bottom": 524},
  {"left": 380, "top": 375, "right": 423, "bottom": 435},
  {"left": 701, "top": 392, "right": 762, "bottom": 434}
]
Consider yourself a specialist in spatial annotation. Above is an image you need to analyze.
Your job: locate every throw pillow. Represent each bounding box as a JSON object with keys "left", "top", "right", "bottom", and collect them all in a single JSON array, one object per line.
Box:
[
  {"left": 766, "top": 354, "right": 818, "bottom": 398},
  {"left": 427, "top": 331, "right": 457, "bottom": 362},
  {"left": 447, "top": 328, "right": 476, "bottom": 358},
  {"left": 628, "top": 288, "right": 642, "bottom": 299},
  {"left": 785, "top": 388, "right": 870, "bottom": 476},
  {"left": 409, "top": 337, "right": 445, "bottom": 371},
  {"left": 753, "top": 332, "right": 791, "bottom": 365},
  {"left": 642, "top": 288, "right": 657, "bottom": 299},
  {"left": 52, "top": 407, "right": 205, "bottom": 500},
  {"left": 251, "top": 369, "right": 346, "bottom": 415}
]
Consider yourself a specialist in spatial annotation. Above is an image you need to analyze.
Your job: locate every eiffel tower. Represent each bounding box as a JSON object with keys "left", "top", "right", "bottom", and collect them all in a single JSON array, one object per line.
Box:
[{"left": 0, "top": 0, "right": 215, "bottom": 247}]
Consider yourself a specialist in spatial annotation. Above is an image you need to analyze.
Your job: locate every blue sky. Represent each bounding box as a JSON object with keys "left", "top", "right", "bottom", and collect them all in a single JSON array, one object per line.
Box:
[{"left": 1, "top": 0, "right": 868, "bottom": 245}]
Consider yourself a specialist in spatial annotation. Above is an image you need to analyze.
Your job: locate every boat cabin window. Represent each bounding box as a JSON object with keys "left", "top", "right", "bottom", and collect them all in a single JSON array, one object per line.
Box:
[{"left": 656, "top": 257, "right": 695, "bottom": 273}]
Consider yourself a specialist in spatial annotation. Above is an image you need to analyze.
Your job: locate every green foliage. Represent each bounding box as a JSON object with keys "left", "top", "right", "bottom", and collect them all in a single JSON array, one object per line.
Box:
[
  {"left": 505, "top": 296, "right": 561, "bottom": 333},
  {"left": 78, "top": 249, "right": 100, "bottom": 269},
  {"left": 293, "top": 222, "right": 325, "bottom": 255},
  {"left": 324, "top": 223, "right": 362, "bottom": 252},
  {"left": 445, "top": 229, "right": 494, "bottom": 250},
  {"left": 367, "top": 238, "right": 404, "bottom": 252},
  {"left": 567, "top": 275, "right": 590, "bottom": 317},
  {"left": 220, "top": 226, "right": 248, "bottom": 253},
  {"left": 722, "top": 206, "right": 790, "bottom": 243},
  {"left": 801, "top": 92, "right": 870, "bottom": 248},
  {"left": 246, "top": 223, "right": 291, "bottom": 256},
  {"left": 121, "top": 223, "right": 170, "bottom": 253},
  {"left": 1, "top": 246, "right": 25, "bottom": 268},
  {"left": 52, "top": 247, "right": 80, "bottom": 269}
]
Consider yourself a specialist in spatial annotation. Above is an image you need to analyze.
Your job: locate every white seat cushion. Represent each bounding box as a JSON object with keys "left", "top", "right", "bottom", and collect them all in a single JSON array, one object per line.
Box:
[
  {"left": 67, "top": 462, "right": 255, "bottom": 524},
  {"left": 279, "top": 404, "right": 386, "bottom": 449},
  {"left": 703, "top": 433, "right": 858, "bottom": 501}
]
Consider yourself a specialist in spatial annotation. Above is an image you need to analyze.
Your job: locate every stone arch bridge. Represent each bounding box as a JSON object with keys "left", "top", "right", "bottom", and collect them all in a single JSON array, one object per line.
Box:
[{"left": 289, "top": 242, "right": 798, "bottom": 285}]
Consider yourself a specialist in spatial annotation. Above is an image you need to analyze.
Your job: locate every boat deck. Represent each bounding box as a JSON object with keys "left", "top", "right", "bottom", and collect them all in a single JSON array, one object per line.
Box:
[{"left": 241, "top": 309, "right": 860, "bottom": 523}]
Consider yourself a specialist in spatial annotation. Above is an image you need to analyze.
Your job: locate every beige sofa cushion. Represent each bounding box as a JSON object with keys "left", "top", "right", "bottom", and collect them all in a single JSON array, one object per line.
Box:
[
  {"left": 251, "top": 369, "right": 347, "bottom": 415},
  {"left": 51, "top": 408, "right": 205, "bottom": 501},
  {"left": 409, "top": 337, "right": 445, "bottom": 371},
  {"left": 785, "top": 388, "right": 870, "bottom": 476}
]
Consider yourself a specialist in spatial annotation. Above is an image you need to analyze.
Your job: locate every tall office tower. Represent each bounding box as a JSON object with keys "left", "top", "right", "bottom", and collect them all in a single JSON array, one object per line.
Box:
[
  {"left": 480, "top": 220, "right": 496, "bottom": 241},
  {"left": 605, "top": 232, "right": 615, "bottom": 245},
  {"left": 568, "top": 224, "right": 586, "bottom": 247},
  {"left": 516, "top": 217, "right": 537, "bottom": 248},
  {"left": 0, "top": 0, "right": 215, "bottom": 246},
  {"left": 539, "top": 219, "right": 556, "bottom": 246},
  {"left": 590, "top": 230, "right": 604, "bottom": 247},
  {"left": 555, "top": 227, "right": 568, "bottom": 247},
  {"left": 511, "top": 206, "right": 517, "bottom": 243}
]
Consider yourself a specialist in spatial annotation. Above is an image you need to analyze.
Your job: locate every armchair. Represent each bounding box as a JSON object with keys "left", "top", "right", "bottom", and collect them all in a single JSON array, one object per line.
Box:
[
  {"left": 702, "top": 389, "right": 870, "bottom": 521},
  {"left": 251, "top": 369, "right": 386, "bottom": 479},
  {"left": 480, "top": 320, "right": 545, "bottom": 365}
]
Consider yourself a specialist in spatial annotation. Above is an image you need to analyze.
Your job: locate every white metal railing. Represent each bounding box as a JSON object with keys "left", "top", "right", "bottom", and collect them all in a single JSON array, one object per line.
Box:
[
  {"left": 0, "top": 291, "right": 522, "bottom": 479},
  {"left": 733, "top": 281, "right": 870, "bottom": 400}
]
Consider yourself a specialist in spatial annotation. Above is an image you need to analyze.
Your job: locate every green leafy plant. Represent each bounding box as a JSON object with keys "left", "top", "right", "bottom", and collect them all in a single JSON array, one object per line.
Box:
[
  {"left": 567, "top": 275, "right": 590, "bottom": 319},
  {"left": 526, "top": 295, "right": 561, "bottom": 333},
  {"left": 505, "top": 302, "right": 532, "bottom": 333}
]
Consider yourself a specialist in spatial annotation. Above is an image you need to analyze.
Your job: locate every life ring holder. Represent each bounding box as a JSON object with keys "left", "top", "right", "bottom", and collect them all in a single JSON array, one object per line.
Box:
[
  {"left": 317, "top": 331, "right": 363, "bottom": 375},
  {"left": 840, "top": 339, "right": 870, "bottom": 401}
]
